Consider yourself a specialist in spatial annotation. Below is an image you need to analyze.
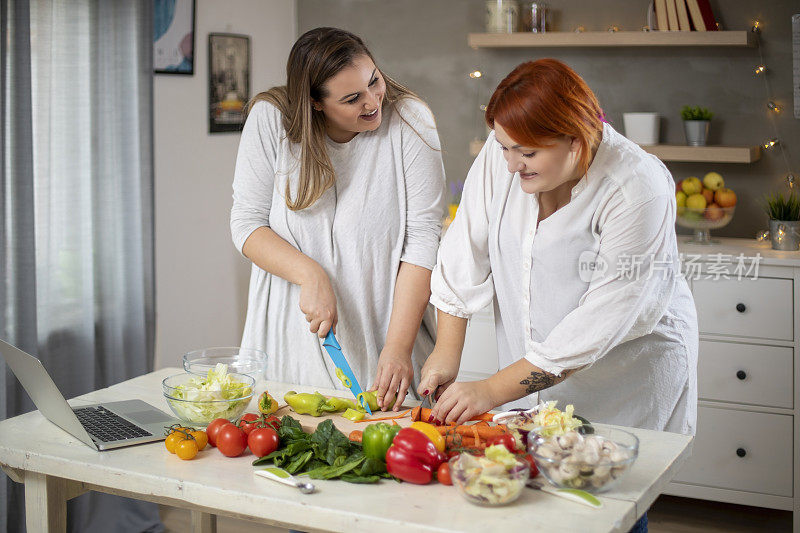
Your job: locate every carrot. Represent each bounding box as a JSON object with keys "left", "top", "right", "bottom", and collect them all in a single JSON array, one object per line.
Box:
[
  {"left": 434, "top": 421, "right": 509, "bottom": 440},
  {"left": 353, "top": 408, "right": 413, "bottom": 423},
  {"left": 444, "top": 435, "right": 486, "bottom": 450},
  {"left": 349, "top": 430, "right": 363, "bottom": 443},
  {"left": 412, "top": 406, "right": 496, "bottom": 423}
]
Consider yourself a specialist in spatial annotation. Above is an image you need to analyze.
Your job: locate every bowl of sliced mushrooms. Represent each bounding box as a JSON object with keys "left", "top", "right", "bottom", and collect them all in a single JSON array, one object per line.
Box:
[{"left": 528, "top": 426, "right": 638, "bottom": 493}]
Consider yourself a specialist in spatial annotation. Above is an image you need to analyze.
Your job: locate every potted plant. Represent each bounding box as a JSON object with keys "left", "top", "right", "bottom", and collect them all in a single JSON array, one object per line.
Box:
[
  {"left": 763, "top": 191, "right": 800, "bottom": 251},
  {"left": 681, "top": 105, "right": 713, "bottom": 147}
]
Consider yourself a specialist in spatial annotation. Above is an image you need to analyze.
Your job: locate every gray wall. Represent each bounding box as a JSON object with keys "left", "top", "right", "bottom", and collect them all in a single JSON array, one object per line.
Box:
[{"left": 297, "top": 0, "right": 799, "bottom": 238}]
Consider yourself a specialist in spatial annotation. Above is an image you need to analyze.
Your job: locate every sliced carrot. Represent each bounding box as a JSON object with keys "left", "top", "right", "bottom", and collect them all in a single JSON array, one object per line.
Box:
[{"left": 353, "top": 408, "right": 413, "bottom": 423}]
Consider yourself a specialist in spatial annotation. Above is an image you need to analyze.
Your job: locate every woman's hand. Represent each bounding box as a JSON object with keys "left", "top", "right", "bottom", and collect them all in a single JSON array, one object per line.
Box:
[
  {"left": 429, "top": 380, "right": 497, "bottom": 425},
  {"left": 416, "top": 349, "right": 460, "bottom": 405},
  {"left": 298, "top": 265, "right": 338, "bottom": 337},
  {"left": 372, "top": 344, "right": 414, "bottom": 411}
]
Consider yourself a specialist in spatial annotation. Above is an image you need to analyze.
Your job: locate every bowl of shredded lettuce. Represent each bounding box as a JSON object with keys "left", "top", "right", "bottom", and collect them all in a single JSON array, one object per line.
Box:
[{"left": 162, "top": 364, "right": 254, "bottom": 425}]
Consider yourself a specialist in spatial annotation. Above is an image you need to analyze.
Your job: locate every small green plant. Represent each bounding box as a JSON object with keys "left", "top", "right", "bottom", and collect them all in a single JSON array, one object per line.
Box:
[
  {"left": 681, "top": 105, "right": 714, "bottom": 121},
  {"left": 763, "top": 191, "right": 800, "bottom": 221}
]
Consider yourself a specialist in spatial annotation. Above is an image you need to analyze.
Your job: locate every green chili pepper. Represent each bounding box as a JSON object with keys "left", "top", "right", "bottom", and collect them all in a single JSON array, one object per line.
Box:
[
  {"left": 324, "top": 396, "right": 357, "bottom": 413},
  {"left": 341, "top": 408, "right": 366, "bottom": 422},
  {"left": 284, "top": 391, "right": 357, "bottom": 416},
  {"left": 356, "top": 390, "right": 396, "bottom": 412},
  {"left": 362, "top": 422, "right": 402, "bottom": 461}
]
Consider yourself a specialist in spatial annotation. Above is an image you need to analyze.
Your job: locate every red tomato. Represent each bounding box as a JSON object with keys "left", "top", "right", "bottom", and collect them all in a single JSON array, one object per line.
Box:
[
  {"left": 436, "top": 462, "right": 452, "bottom": 485},
  {"left": 206, "top": 418, "right": 233, "bottom": 448},
  {"left": 262, "top": 415, "right": 281, "bottom": 430},
  {"left": 487, "top": 433, "right": 517, "bottom": 453},
  {"left": 247, "top": 427, "right": 280, "bottom": 458},
  {"left": 520, "top": 453, "right": 539, "bottom": 478},
  {"left": 216, "top": 424, "right": 247, "bottom": 457},
  {"left": 237, "top": 413, "right": 260, "bottom": 435}
]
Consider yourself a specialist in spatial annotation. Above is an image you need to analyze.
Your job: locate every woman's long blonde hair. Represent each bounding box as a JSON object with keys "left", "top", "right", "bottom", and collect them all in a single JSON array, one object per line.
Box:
[{"left": 246, "top": 27, "right": 420, "bottom": 211}]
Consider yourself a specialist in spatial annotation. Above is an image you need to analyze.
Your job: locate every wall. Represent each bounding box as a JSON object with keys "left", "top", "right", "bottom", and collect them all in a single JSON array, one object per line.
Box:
[
  {"left": 297, "top": 0, "right": 800, "bottom": 239},
  {"left": 153, "top": 0, "right": 296, "bottom": 369}
]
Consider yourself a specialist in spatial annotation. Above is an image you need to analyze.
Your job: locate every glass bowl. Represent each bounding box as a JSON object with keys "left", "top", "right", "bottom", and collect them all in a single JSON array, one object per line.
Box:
[
  {"left": 449, "top": 453, "right": 530, "bottom": 506},
  {"left": 676, "top": 206, "right": 735, "bottom": 245},
  {"left": 162, "top": 372, "right": 255, "bottom": 425},
  {"left": 528, "top": 426, "right": 638, "bottom": 493},
  {"left": 182, "top": 347, "right": 267, "bottom": 380}
]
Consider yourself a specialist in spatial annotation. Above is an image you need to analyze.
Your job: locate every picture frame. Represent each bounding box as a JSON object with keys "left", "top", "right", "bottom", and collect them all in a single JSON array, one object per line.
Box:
[
  {"left": 208, "top": 33, "right": 251, "bottom": 133},
  {"left": 153, "top": 0, "right": 196, "bottom": 75}
]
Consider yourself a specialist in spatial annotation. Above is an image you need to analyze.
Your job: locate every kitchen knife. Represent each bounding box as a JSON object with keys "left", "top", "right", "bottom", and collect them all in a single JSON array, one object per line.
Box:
[{"left": 322, "top": 330, "right": 372, "bottom": 415}]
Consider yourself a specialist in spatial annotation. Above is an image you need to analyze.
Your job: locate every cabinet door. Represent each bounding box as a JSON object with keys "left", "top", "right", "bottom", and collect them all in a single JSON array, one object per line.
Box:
[
  {"left": 458, "top": 305, "right": 498, "bottom": 380},
  {"left": 673, "top": 406, "right": 793, "bottom": 497},
  {"left": 693, "top": 277, "right": 794, "bottom": 341},
  {"left": 698, "top": 340, "right": 794, "bottom": 409}
]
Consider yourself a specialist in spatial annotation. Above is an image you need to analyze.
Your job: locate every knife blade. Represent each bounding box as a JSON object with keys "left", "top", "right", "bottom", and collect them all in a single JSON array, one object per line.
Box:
[{"left": 322, "top": 330, "right": 372, "bottom": 415}]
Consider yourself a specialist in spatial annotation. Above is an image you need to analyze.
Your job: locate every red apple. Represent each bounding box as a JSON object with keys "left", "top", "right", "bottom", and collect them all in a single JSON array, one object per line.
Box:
[
  {"left": 701, "top": 188, "right": 714, "bottom": 205},
  {"left": 704, "top": 203, "right": 724, "bottom": 221},
  {"left": 714, "top": 188, "right": 737, "bottom": 208}
]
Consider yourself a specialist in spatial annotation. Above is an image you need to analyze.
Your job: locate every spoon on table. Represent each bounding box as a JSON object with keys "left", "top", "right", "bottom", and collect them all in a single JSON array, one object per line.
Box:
[{"left": 255, "top": 466, "right": 316, "bottom": 494}]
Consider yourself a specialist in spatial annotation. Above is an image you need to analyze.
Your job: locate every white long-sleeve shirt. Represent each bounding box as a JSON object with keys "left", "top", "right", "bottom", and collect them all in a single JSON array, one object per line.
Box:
[
  {"left": 231, "top": 98, "right": 446, "bottom": 393},
  {"left": 431, "top": 123, "right": 698, "bottom": 434}
]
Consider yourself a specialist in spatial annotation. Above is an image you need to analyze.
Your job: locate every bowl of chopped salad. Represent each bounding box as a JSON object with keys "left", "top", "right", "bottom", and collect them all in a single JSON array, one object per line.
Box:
[
  {"left": 449, "top": 445, "right": 530, "bottom": 506},
  {"left": 493, "top": 401, "right": 587, "bottom": 444},
  {"left": 162, "top": 364, "right": 254, "bottom": 425}
]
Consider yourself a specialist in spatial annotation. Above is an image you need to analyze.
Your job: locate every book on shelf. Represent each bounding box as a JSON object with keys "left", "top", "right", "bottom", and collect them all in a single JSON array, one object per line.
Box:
[
  {"left": 675, "top": 0, "right": 692, "bottom": 31},
  {"left": 666, "top": 0, "right": 680, "bottom": 31},
  {"left": 655, "top": 0, "right": 669, "bottom": 31},
  {"left": 686, "top": 0, "right": 718, "bottom": 31}
]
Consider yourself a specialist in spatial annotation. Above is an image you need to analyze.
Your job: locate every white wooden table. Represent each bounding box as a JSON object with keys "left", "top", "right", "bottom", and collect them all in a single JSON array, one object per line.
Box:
[{"left": 0, "top": 368, "right": 692, "bottom": 532}]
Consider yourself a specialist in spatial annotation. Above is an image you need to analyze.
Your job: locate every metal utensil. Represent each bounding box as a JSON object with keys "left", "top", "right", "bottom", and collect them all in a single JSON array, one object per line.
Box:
[
  {"left": 526, "top": 478, "right": 602, "bottom": 508},
  {"left": 322, "top": 331, "right": 372, "bottom": 415},
  {"left": 255, "top": 467, "right": 316, "bottom": 494}
]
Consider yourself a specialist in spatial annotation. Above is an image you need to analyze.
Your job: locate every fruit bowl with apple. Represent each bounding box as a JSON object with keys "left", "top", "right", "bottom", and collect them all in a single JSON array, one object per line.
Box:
[{"left": 675, "top": 172, "right": 737, "bottom": 245}]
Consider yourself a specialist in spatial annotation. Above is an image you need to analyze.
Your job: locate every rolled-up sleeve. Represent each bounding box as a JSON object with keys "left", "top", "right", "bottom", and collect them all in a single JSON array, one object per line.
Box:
[
  {"left": 429, "top": 135, "right": 500, "bottom": 318},
  {"left": 524, "top": 192, "right": 679, "bottom": 375},
  {"left": 398, "top": 100, "right": 446, "bottom": 271},
  {"left": 230, "top": 101, "right": 280, "bottom": 256}
]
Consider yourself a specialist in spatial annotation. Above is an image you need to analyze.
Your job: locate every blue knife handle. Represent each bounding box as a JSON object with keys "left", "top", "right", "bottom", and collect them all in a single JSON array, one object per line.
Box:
[{"left": 322, "top": 331, "right": 372, "bottom": 415}]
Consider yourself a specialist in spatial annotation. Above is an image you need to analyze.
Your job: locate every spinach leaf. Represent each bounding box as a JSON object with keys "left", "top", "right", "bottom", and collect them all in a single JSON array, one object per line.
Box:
[
  {"left": 311, "top": 419, "right": 354, "bottom": 466},
  {"left": 285, "top": 450, "right": 314, "bottom": 474}
]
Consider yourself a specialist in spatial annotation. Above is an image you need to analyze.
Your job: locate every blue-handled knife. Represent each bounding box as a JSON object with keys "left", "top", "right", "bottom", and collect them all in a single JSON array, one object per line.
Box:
[{"left": 322, "top": 330, "right": 372, "bottom": 415}]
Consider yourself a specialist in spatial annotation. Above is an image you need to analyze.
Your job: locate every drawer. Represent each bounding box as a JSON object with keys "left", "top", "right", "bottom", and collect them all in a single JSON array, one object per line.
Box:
[
  {"left": 674, "top": 407, "right": 793, "bottom": 497},
  {"left": 698, "top": 340, "right": 794, "bottom": 409},
  {"left": 693, "top": 277, "right": 794, "bottom": 341}
]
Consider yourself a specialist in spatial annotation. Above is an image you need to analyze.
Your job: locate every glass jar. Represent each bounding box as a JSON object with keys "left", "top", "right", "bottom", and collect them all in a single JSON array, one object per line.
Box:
[
  {"left": 486, "top": 0, "right": 519, "bottom": 33},
  {"left": 521, "top": 2, "right": 547, "bottom": 33}
]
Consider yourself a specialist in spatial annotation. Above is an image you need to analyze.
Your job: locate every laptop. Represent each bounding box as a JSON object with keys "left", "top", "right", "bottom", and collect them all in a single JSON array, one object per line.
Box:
[{"left": 0, "top": 339, "right": 182, "bottom": 450}]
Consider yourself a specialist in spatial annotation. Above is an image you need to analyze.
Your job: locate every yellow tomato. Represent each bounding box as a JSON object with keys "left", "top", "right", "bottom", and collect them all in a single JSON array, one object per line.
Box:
[
  {"left": 410, "top": 421, "right": 445, "bottom": 452},
  {"left": 165, "top": 432, "right": 186, "bottom": 454},
  {"left": 176, "top": 439, "right": 199, "bottom": 460},
  {"left": 190, "top": 430, "right": 208, "bottom": 451}
]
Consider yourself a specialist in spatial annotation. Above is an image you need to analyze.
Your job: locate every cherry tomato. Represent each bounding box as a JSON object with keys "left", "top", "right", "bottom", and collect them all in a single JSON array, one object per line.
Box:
[
  {"left": 247, "top": 427, "right": 280, "bottom": 458},
  {"left": 436, "top": 462, "right": 452, "bottom": 485},
  {"left": 216, "top": 424, "right": 247, "bottom": 457},
  {"left": 176, "top": 438, "right": 199, "bottom": 460},
  {"left": 487, "top": 433, "right": 517, "bottom": 453},
  {"left": 261, "top": 415, "right": 281, "bottom": 431},
  {"left": 190, "top": 430, "right": 208, "bottom": 450},
  {"left": 520, "top": 453, "right": 539, "bottom": 478},
  {"left": 165, "top": 432, "right": 185, "bottom": 454},
  {"left": 206, "top": 418, "right": 233, "bottom": 447},
  {"left": 237, "top": 413, "right": 260, "bottom": 435}
]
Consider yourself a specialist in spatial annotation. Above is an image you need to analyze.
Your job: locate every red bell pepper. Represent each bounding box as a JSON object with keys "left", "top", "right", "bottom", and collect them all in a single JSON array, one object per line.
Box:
[{"left": 385, "top": 428, "right": 446, "bottom": 485}]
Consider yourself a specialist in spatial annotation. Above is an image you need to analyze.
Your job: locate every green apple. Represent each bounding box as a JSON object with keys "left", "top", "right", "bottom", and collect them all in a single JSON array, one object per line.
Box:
[
  {"left": 686, "top": 193, "right": 707, "bottom": 211},
  {"left": 675, "top": 191, "right": 687, "bottom": 207},
  {"left": 703, "top": 172, "right": 725, "bottom": 191},
  {"left": 681, "top": 177, "right": 702, "bottom": 195}
]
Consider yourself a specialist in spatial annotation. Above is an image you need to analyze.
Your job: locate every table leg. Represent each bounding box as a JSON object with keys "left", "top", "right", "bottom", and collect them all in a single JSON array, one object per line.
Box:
[
  {"left": 24, "top": 472, "right": 68, "bottom": 533},
  {"left": 190, "top": 510, "right": 217, "bottom": 533}
]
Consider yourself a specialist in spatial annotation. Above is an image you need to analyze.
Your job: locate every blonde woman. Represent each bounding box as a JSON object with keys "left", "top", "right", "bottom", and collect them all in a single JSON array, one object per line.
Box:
[{"left": 231, "top": 28, "right": 445, "bottom": 409}]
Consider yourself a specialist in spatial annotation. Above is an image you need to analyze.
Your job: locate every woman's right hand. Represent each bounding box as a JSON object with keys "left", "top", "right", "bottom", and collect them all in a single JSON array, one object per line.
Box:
[
  {"left": 417, "top": 349, "right": 460, "bottom": 403},
  {"left": 298, "top": 265, "right": 338, "bottom": 337}
]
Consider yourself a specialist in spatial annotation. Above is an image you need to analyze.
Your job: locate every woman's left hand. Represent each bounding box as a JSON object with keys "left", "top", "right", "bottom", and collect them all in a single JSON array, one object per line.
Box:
[
  {"left": 430, "top": 380, "right": 497, "bottom": 425},
  {"left": 372, "top": 344, "right": 414, "bottom": 411}
]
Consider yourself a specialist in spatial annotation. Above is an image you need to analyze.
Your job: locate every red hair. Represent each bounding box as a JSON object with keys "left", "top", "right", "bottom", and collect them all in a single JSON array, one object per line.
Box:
[{"left": 485, "top": 59, "right": 604, "bottom": 176}]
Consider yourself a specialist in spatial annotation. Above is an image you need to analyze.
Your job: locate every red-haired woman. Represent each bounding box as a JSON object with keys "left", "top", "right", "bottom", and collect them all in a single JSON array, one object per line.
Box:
[{"left": 419, "top": 59, "right": 698, "bottom": 438}]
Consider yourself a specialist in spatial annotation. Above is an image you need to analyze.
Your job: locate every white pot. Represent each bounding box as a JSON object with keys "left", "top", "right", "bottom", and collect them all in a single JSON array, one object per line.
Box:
[{"left": 623, "top": 113, "right": 660, "bottom": 146}]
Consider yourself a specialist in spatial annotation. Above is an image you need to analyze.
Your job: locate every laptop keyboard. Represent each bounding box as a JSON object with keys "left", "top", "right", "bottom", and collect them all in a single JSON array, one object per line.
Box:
[{"left": 73, "top": 406, "right": 152, "bottom": 442}]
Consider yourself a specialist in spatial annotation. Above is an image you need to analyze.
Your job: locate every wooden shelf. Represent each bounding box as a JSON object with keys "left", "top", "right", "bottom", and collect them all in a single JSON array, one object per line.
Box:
[
  {"left": 468, "top": 31, "right": 756, "bottom": 48},
  {"left": 468, "top": 141, "right": 761, "bottom": 163}
]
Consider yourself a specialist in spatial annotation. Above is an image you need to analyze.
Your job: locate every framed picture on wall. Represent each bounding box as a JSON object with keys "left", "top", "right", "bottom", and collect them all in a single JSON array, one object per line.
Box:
[
  {"left": 153, "top": 0, "right": 195, "bottom": 75},
  {"left": 208, "top": 33, "right": 251, "bottom": 133}
]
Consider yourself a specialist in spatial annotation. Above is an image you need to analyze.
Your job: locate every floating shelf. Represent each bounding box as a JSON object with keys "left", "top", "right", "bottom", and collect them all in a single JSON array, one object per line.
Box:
[
  {"left": 468, "top": 31, "right": 756, "bottom": 48},
  {"left": 468, "top": 141, "right": 761, "bottom": 164}
]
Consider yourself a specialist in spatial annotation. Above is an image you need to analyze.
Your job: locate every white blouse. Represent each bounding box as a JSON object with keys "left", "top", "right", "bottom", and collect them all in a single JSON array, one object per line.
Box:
[
  {"left": 431, "top": 123, "right": 698, "bottom": 434},
  {"left": 231, "top": 98, "right": 446, "bottom": 393}
]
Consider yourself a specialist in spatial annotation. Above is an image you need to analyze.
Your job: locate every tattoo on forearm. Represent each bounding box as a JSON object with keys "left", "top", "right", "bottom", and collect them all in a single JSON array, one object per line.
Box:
[{"left": 519, "top": 371, "right": 558, "bottom": 394}]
